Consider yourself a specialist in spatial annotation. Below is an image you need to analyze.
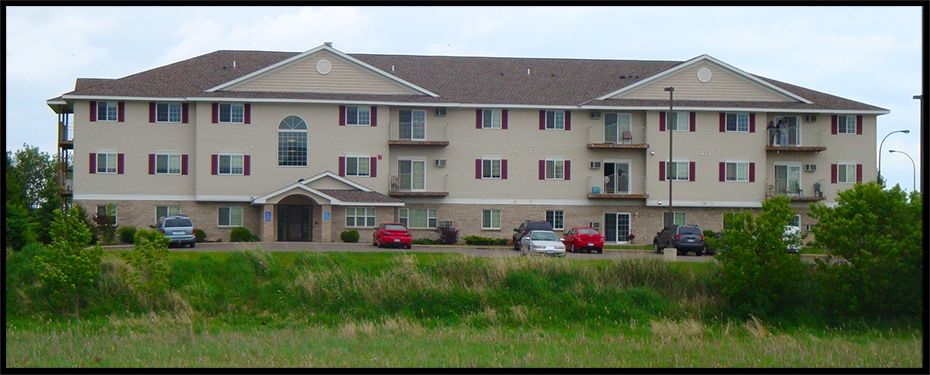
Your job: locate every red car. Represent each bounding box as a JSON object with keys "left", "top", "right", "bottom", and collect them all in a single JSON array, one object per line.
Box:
[
  {"left": 562, "top": 227, "right": 605, "bottom": 253},
  {"left": 373, "top": 223, "right": 413, "bottom": 249}
]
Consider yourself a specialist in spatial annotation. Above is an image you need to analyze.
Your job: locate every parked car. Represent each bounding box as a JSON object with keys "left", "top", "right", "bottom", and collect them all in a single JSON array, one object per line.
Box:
[
  {"left": 520, "top": 230, "right": 566, "bottom": 257},
  {"left": 512, "top": 220, "right": 554, "bottom": 250},
  {"left": 562, "top": 226, "right": 604, "bottom": 253},
  {"left": 158, "top": 215, "right": 196, "bottom": 248},
  {"left": 653, "top": 224, "right": 706, "bottom": 256},
  {"left": 373, "top": 223, "right": 413, "bottom": 249}
]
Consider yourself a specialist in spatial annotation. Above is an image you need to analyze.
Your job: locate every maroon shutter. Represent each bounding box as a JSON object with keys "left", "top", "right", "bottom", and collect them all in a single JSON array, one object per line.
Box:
[
  {"left": 659, "top": 112, "right": 666, "bottom": 132},
  {"left": 181, "top": 154, "right": 189, "bottom": 175},
  {"left": 719, "top": 162, "right": 725, "bottom": 182},
  {"left": 475, "top": 159, "right": 482, "bottom": 179},
  {"left": 564, "top": 111, "right": 572, "bottom": 131},
  {"left": 749, "top": 113, "right": 756, "bottom": 133},
  {"left": 476, "top": 109, "right": 483, "bottom": 129},
  {"left": 831, "top": 115, "right": 837, "bottom": 134},
  {"left": 339, "top": 106, "right": 346, "bottom": 126},
  {"left": 689, "top": 161, "right": 696, "bottom": 181},
  {"left": 149, "top": 103, "right": 156, "bottom": 123},
  {"left": 659, "top": 161, "right": 665, "bottom": 181},
  {"left": 89, "top": 101, "right": 97, "bottom": 122},
  {"left": 749, "top": 162, "right": 756, "bottom": 182},
  {"left": 370, "top": 106, "right": 378, "bottom": 127},
  {"left": 539, "top": 110, "right": 545, "bottom": 130},
  {"left": 538, "top": 160, "right": 545, "bottom": 180},
  {"left": 370, "top": 156, "right": 377, "bottom": 177},
  {"left": 338, "top": 156, "right": 346, "bottom": 176},
  {"left": 856, "top": 164, "right": 862, "bottom": 183},
  {"left": 502, "top": 110, "right": 508, "bottom": 129},
  {"left": 182, "top": 103, "right": 189, "bottom": 124},
  {"left": 831, "top": 164, "right": 837, "bottom": 183},
  {"left": 243, "top": 155, "right": 250, "bottom": 176},
  {"left": 856, "top": 115, "right": 863, "bottom": 135},
  {"left": 689, "top": 112, "right": 696, "bottom": 132},
  {"left": 564, "top": 160, "right": 571, "bottom": 180},
  {"left": 719, "top": 113, "right": 726, "bottom": 132},
  {"left": 501, "top": 159, "right": 508, "bottom": 180},
  {"left": 148, "top": 154, "right": 156, "bottom": 175},
  {"left": 117, "top": 153, "right": 124, "bottom": 174},
  {"left": 243, "top": 103, "right": 251, "bottom": 124},
  {"left": 117, "top": 102, "right": 125, "bottom": 122},
  {"left": 211, "top": 103, "right": 218, "bottom": 123},
  {"left": 89, "top": 153, "right": 96, "bottom": 174},
  {"left": 211, "top": 154, "right": 218, "bottom": 175}
]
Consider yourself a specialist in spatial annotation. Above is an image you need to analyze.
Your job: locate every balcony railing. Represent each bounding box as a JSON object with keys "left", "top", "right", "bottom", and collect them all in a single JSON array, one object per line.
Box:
[
  {"left": 389, "top": 122, "right": 449, "bottom": 146},
  {"left": 585, "top": 176, "right": 647, "bottom": 200},
  {"left": 586, "top": 126, "right": 648, "bottom": 149},
  {"left": 58, "top": 118, "right": 74, "bottom": 149},
  {"left": 766, "top": 183, "right": 826, "bottom": 202},
  {"left": 765, "top": 129, "right": 826, "bottom": 152},
  {"left": 389, "top": 174, "right": 449, "bottom": 197}
]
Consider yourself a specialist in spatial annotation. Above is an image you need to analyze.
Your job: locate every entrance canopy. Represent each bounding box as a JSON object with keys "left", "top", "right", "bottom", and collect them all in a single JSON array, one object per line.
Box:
[{"left": 251, "top": 171, "right": 403, "bottom": 207}]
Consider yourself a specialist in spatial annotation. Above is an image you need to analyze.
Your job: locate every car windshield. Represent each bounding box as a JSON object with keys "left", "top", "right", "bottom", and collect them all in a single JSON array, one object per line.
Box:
[
  {"left": 530, "top": 231, "right": 559, "bottom": 241},
  {"left": 165, "top": 218, "right": 192, "bottom": 227},
  {"left": 385, "top": 224, "right": 407, "bottom": 231},
  {"left": 577, "top": 229, "right": 598, "bottom": 235}
]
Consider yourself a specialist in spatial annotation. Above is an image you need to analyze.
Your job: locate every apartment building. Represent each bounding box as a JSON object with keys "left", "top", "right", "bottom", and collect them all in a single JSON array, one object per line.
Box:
[{"left": 48, "top": 44, "right": 888, "bottom": 244}]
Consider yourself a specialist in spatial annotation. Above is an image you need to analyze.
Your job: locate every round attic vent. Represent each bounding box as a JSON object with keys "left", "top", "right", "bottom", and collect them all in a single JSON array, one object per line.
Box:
[
  {"left": 697, "top": 67, "right": 712, "bottom": 83},
  {"left": 316, "top": 59, "right": 332, "bottom": 75}
]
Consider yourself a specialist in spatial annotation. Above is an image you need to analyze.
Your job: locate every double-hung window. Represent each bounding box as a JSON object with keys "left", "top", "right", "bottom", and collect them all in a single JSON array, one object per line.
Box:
[
  {"left": 155, "top": 153, "right": 182, "bottom": 175},
  {"left": 545, "top": 110, "right": 565, "bottom": 130},
  {"left": 155, "top": 206, "right": 182, "bottom": 224},
  {"left": 346, "top": 105, "right": 371, "bottom": 126},
  {"left": 667, "top": 111, "right": 690, "bottom": 131},
  {"left": 665, "top": 161, "right": 690, "bottom": 181},
  {"left": 545, "top": 159, "right": 566, "bottom": 180},
  {"left": 218, "top": 154, "right": 245, "bottom": 175},
  {"left": 399, "top": 110, "right": 426, "bottom": 140},
  {"left": 725, "top": 112, "right": 749, "bottom": 132},
  {"left": 482, "top": 159, "right": 502, "bottom": 179},
  {"left": 218, "top": 207, "right": 243, "bottom": 227},
  {"left": 96, "top": 204, "right": 118, "bottom": 225},
  {"left": 96, "top": 152, "right": 118, "bottom": 174},
  {"left": 156, "top": 103, "right": 182, "bottom": 123},
  {"left": 836, "top": 163, "right": 857, "bottom": 183},
  {"left": 837, "top": 115, "right": 857, "bottom": 134},
  {"left": 399, "top": 208, "right": 438, "bottom": 229},
  {"left": 725, "top": 161, "right": 750, "bottom": 182},
  {"left": 345, "top": 207, "right": 376, "bottom": 228},
  {"left": 345, "top": 155, "right": 371, "bottom": 177},
  {"left": 546, "top": 210, "right": 564, "bottom": 231},
  {"left": 219, "top": 103, "right": 244, "bottom": 123},
  {"left": 482, "top": 109, "right": 502, "bottom": 129},
  {"left": 97, "top": 101, "right": 119, "bottom": 122},
  {"left": 482, "top": 209, "right": 501, "bottom": 230}
]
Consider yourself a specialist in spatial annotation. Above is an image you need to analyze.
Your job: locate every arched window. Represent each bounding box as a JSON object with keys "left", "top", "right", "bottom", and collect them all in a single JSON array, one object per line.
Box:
[{"left": 278, "top": 115, "right": 308, "bottom": 166}]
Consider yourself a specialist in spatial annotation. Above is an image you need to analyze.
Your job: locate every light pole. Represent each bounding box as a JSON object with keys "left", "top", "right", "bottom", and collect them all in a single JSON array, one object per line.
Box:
[
  {"left": 664, "top": 86, "right": 674, "bottom": 228},
  {"left": 878, "top": 129, "right": 910, "bottom": 183},
  {"left": 888, "top": 149, "right": 915, "bottom": 192},
  {"left": 914, "top": 95, "right": 923, "bottom": 195}
]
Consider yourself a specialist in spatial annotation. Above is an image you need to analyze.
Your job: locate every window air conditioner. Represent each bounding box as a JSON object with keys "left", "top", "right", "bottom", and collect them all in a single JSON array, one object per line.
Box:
[
  {"left": 589, "top": 161, "right": 602, "bottom": 169},
  {"left": 804, "top": 164, "right": 817, "bottom": 172},
  {"left": 434, "top": 159, "right": 447, "bottom": 167},
  {"left": 590, "top": 111, "right": 601, "bottom": 119},
  {"left": 435, "top": 108, "right": 447, "bottom": 117}
]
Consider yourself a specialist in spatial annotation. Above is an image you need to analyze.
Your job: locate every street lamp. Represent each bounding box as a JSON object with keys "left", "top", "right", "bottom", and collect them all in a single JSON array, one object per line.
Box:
[
  {"left": 878, "top": 129, "right": 910, "bottom": 183},
  {"left": 888, "top": 149, "right": 916, "bottom": 192},
  {"left": 664, "top": 87, "right": 674, "bottom": 228}
]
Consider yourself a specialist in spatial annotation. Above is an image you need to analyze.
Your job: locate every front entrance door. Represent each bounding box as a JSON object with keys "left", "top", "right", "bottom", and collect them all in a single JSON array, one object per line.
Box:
[
  {"left": 604, "top": 212, "right": 632, "bottom": 243},
  {"left": 277, "top": 205, "right": 313, "bottom": 241}
]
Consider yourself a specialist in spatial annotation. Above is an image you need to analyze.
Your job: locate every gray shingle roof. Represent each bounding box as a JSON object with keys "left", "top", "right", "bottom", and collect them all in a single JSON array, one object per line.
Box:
[{"left": 317, "top": 189, "right": 402, "bottom": 204}]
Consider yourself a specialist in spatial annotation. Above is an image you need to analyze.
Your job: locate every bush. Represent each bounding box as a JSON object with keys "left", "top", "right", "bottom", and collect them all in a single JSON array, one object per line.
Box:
[
  {"left": 118, "top": 226, "right": 137, "bottom": 244},
  {"left": 463, "top": 235, "right": 508, "bottom": 246},
  {"left": 123, "top": 229, "right": 171, "bottom": 308},
  {"left": 229, "top": 227, "right": 259, "bottom": 242},
  {"left": 33, "top": 207, "right": 103, "bottom": 315},
  {"left": 194, "top": 228, "right": 207, "bottom": 243},
  {"left": 340, "top": 229, "right": 360, "bottom": 243},
  {"left": 435, "top": 226, "right": 460, "bottom": 245},
  {"left": 413, "top": 238, "right": 441, "bottom": 245}
]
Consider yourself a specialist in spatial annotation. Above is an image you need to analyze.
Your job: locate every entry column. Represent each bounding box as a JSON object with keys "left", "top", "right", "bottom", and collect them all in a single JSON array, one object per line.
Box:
[
  {"left": 260, "top": 204, "right": 275, "bottom": 242},
  {"left": 319, "top": 204, "right": 332, "bottom": 242}
]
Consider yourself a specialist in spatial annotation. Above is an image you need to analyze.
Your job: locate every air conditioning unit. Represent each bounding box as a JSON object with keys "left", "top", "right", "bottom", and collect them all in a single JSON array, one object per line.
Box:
[
  {"left": 804, "top": 164, "right": 817, "bottom": 172},
  {"left": 590, "top": 111, "right": 601, "bottom": 119},
  {"left": 435, "top": 107, "right": 447, "bottom": 117},
  {"left": 588, "top": 222, "right": 600, "bottom": 230},
  {"left": 439, "top": 220, "right": 453, "bottom": 228},
  {"left": 434, "top": 159, "right": 446, "bottom": 167},
  {"left": 589, "top": 161, "right": 602, "bottom": 169},
  {"left": 804, "top": 114, "right": 817, "bottom": 123}
]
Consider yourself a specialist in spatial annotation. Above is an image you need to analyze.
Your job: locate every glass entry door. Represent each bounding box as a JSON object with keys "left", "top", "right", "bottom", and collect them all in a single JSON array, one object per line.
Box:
[
  {"left": 774, "top": 164, "right": 802, "bottom": 195},
  {"left": 277, "top": 205, "right": 312, "bottom": 241},
  {"left": 603, "top": 212, "right": 632, "bottom": 242}
]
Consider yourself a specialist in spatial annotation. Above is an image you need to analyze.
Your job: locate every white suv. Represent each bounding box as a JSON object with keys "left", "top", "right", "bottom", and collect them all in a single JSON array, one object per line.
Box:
[{"left": 158, "top": 215, "right": 196, "bottom": 248}]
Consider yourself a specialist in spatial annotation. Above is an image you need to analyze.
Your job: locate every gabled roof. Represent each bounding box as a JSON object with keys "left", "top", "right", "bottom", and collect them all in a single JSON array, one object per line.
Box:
[{"left": 251, "top": 171, "right": 403, "bottom": 206}]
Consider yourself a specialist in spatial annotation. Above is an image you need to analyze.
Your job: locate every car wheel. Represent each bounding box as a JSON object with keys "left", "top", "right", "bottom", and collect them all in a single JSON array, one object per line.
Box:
[
  {"left": 568, "top": 243, "right": 574, "bottom": 253},
  {"left": 189, "top": 242, "right": 195, "bottom": 248},
  {"left": 695, "top": 247, "right": 704, "bottom": 256},
  {"left": 654, "top": 242, "right": 662, "bottom": 253},
  {"left": 597, "top": 248, "right": 603, "bottom": 254}
]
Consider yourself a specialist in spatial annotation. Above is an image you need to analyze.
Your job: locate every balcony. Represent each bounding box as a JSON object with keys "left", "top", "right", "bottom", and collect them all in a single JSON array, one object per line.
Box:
[
  {"left": 388, "top": 174, "right": 449, "bottom": 198},
  {"left": 766, "top": 183, "right": 826, "bottom": 202},
  {"left": 389, "top": 122, "right": 449, "bottom": 147},
  {"left": 58, "top": 117, "right": 74, "bottom": 150},
  {"left": 766, "top": 129, "right": 826, "bottom": 152},
  {"left": 58, "top": 166, "right": 73, "bottom": 197},
  {"left": 585, "top": 176, "right": 647, "bottom": 200},
  {"left": 586, "top": 126, "right": 648, "bottom": 150}
]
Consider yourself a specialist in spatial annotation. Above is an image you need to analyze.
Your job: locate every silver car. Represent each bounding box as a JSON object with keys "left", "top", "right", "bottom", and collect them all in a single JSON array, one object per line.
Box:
[
  {"left": 520, "top": 230, "right": 566, "bottom": 257},
  {"left": 158, "top": 215, "right": 196, "bottom": 248}
]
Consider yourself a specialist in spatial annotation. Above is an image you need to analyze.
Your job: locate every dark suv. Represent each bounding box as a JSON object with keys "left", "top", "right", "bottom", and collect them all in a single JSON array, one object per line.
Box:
[
  {"left": 512, "top": 220, "right": 554, "bottom": 250},
  {"left": 653, "top": 224, "right": 706, "bottom": 256},
  {"left": 158, "top": 215, "right": 196, "bottom": 248}
]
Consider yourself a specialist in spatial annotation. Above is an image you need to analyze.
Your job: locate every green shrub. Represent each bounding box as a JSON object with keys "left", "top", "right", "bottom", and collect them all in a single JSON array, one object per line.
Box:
[
  {"left": 230, "top": 227, "right": 259, "bottom": 242},
  {"left": 33, "top": 207, "right": 103, "bottom": 315},
  {"left": 435, "top": 226, "right": 460, "bottom": 245},
  {"left": 463, "top": 235, "right": 508, "bottom": 246},
  {"left": 118, "top": 226, "right": 137, "bottom": 244},
  {"left": 194, "top": 228, "right": 207, "bottom": 243},
  {"left": 340, "top": 229, "right": 360, "bottom": 243},
  {"left": 413, "top": 238, "right": 441, "bottom": 245},
  {"left": 123, "top": 229, "right": 171, "bottom": 308}
]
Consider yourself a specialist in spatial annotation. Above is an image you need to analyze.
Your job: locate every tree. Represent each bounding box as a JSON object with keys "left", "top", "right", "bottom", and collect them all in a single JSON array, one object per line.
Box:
[
  {"left": 809, "top": 182, "right": 922, "bottom": 321},
  {"left": 33, "top": 207, "right": 103, "bottom": 315},
  {"left": 6, "top": 145, "right": 63, "bottom": 245}
]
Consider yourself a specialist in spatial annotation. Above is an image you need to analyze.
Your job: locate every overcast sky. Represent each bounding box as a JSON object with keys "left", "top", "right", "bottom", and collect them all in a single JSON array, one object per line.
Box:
[{"left": 5, "top": 5, "right": 924, "bottom": 192}]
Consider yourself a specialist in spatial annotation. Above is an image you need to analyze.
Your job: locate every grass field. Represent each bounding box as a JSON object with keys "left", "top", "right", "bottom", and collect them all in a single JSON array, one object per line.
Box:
[{"left": 5, "top": 250, "right": 923, "bottom": 368}]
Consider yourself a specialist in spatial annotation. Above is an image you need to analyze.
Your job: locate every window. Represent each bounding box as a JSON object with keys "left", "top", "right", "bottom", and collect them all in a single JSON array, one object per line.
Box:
[
  {"left": 399, "top": 110, "right": 426, "bottom": 140},
  {"left": 482, "top": 209, "right": 501, "bottom": 230},
  {"left": 775, "top": 164, "right": 802, "bottom": 195},
  {"left": 837, "top": 163, "right": 857, "bottom": 183},
  {"left": 545, "top": 110, "right": 565, "bottom": 130},
  {"left": 156, "top": 103, "right": 182, "bottom": 123},
  {"left": 545, "top": 159, "right": 565, "bottom": 180},
  {"left": 345, "top": 207, "right": 376, "bottom": 228},
  {"left": 397, "top": 159, "right": 426, "bottom": 190},
  {"left": 725, "top": 161, "right": 750, "bottom": 182},
  {"left": 482, "top": 109, "right": 502, "bottom": 129},
  {"left": 219, "top": 103, "right": 244, "bottom": 123},
  {"left": 399, "top": 208, "right": 438, "bottom": 229},
  {"left": 665, "top": 161, "right": 690, "bottom": 181},
  {"left": 278, "top": 115, "right": 308, "bottom": 167},
  {"left": 605, "top": 113, "right": 632, "bottom": 143},
  {"left": 790, "top": 215, "right": 801, "bottom": 228},
  {"left": 667, "top": 111, "right": 690, "bottom": 131},
  {"left": 97, "top": 101, "right": 118, "bottom": 122},
  {"left": 346, "top": 105, "right": 371, "bottom": 126},
  {"left": 482, "top": 159, "right": 502, "bottom": 179},
  {"left": 218, "top": 154, "right": 245, "bottom": 175},
  {"left": 345, "top": 156, "right": 371, "bottom": 177},
  {"left": 218, "top": 207, "right": 244, "bottom": 227},
  {"left": 725, "top": 112, "right": 749, "bottom": 132},
  {"left": 546, "top": 210, "right": 564, "bottom": 230},
  {"left": 155, "top": 153, "right": 182, "bottom": 175},
  {"left": 155, "top": 206, "right": 182, "bottom": 224},
  {"left": 837, "top": 115, "right": 857, "bottom": 134},
  {"left": 96, "top": 204, "right": 118, "bottom": 225},
  {"left": 96, "top": 152, "right": 118, "bottom": 174}
]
